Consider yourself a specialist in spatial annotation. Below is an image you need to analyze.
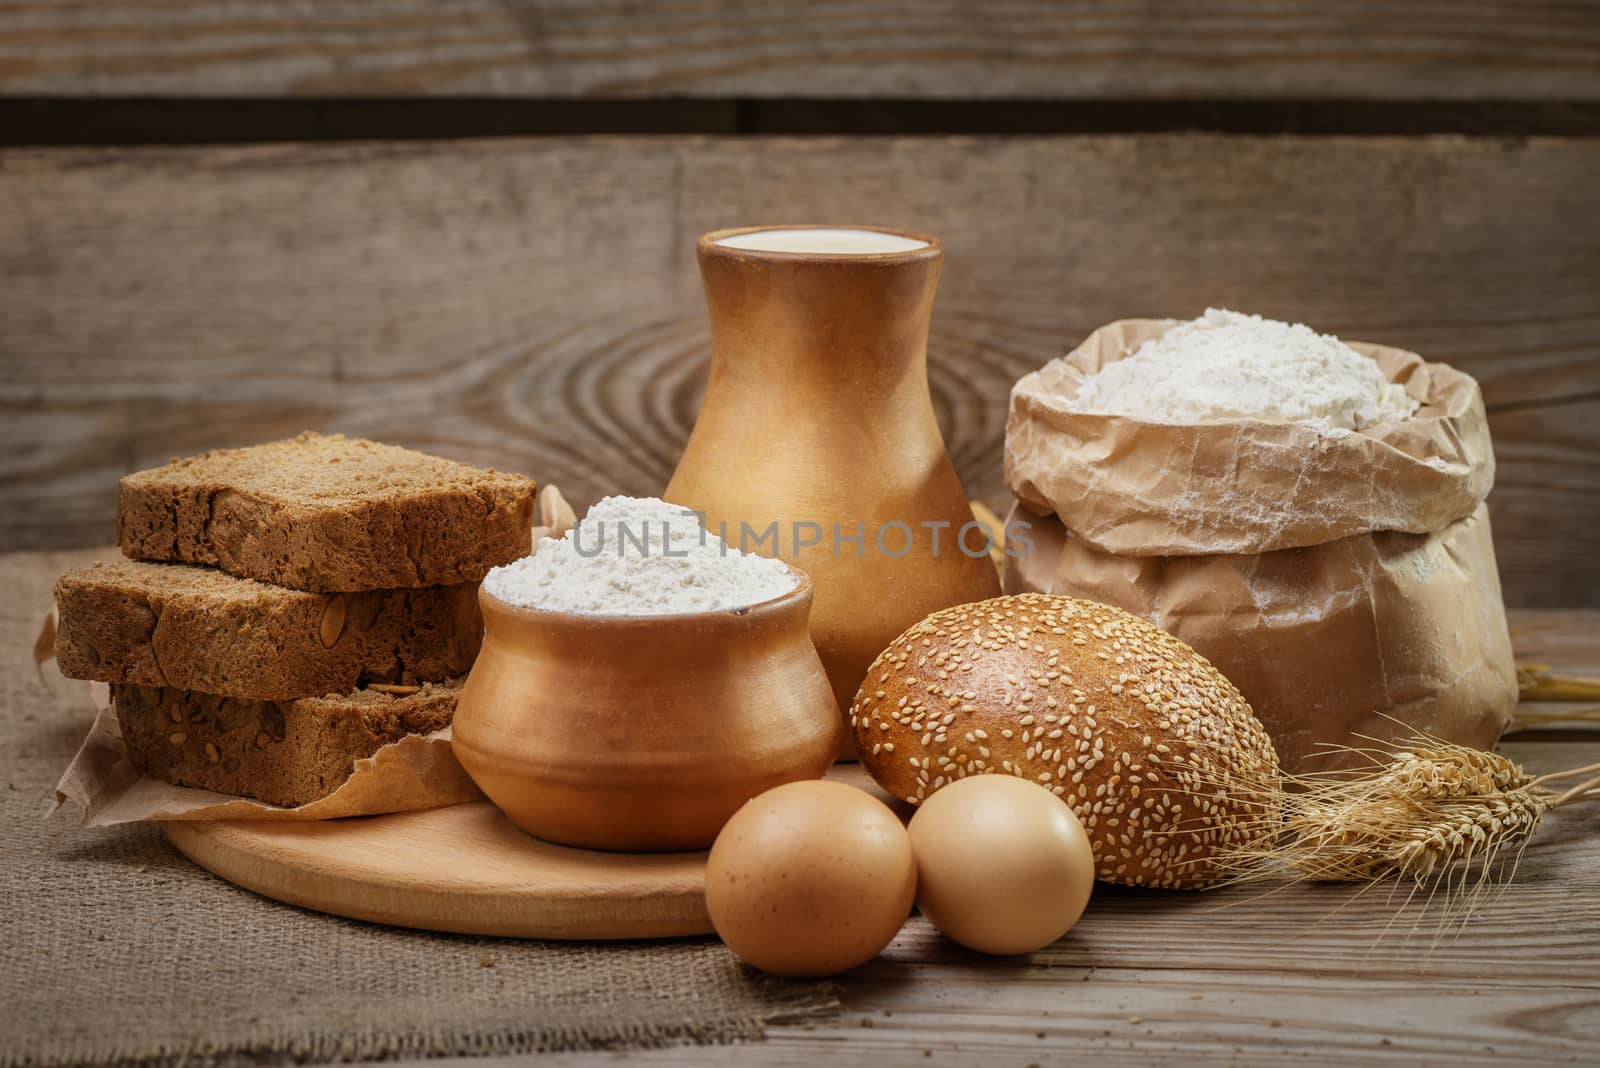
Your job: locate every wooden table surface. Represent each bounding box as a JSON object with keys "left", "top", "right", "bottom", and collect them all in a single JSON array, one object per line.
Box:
[{"left": 447, "top": 610, "right": 1595, "bottom": 1067}]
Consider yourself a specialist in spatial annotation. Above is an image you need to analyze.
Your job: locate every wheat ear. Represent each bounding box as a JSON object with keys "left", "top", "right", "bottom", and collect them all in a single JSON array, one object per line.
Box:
[{"left": 1211, "top": 737, "right": 1600, "bottom": 891}]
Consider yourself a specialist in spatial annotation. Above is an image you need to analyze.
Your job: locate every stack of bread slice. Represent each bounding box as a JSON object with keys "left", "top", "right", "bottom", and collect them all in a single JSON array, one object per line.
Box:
[{"left": 54, "top": 432, "right": 536, "bottom": 807}]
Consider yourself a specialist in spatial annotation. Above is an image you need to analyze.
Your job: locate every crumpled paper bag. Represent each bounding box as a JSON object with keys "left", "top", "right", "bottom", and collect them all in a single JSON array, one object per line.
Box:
[
  {"left": 1004, "top": 321, "right": 1517, "bottom": 774},
  {"left": 1007, "top": 318, "right": 1495, "bottom": 556},
  {"left": 47, "top": 483, "right": 577, "bottom": 824}
]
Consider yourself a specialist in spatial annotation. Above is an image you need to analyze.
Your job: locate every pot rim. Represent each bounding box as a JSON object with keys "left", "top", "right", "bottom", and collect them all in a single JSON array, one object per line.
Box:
[
  {"left": 478, "top": 563, "right": 815, "bottom": 630},
  {"left": 698, "top": 224, "right": 941, "bottom": 264}
]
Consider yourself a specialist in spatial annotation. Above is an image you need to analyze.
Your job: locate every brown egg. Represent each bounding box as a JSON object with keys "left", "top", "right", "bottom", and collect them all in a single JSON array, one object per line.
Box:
[
  {"left": 908, "top": 775, "right": 1095, "bottom": 955},
  {"left": 706, "top": 780, "right": 916, "bottom": 977}
]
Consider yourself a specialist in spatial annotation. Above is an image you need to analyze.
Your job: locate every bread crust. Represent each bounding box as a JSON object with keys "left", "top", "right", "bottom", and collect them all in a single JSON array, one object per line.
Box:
[
  {"left": 55, "top": 560, "right": 481, "bottom": 701},
  {"left": 117, "top": 432, "right": 536, "bottom": 592},
  {"left": 114, "top": 681, "right": 459, "bottom": 807},
  {"left": 850, "top": 594, "right": 1281, "bottom": 889}
]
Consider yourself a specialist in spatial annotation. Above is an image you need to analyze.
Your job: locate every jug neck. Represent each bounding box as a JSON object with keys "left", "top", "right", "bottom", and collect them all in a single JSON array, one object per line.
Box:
[{"left": 697, "top": 232, "right": 942, "bottom": 393}]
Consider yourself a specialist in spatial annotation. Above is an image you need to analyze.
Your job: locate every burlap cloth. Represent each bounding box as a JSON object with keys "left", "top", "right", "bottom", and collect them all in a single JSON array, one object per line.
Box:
[{"left": 1, "top": 550, "right": 838, "bottom": 1067}]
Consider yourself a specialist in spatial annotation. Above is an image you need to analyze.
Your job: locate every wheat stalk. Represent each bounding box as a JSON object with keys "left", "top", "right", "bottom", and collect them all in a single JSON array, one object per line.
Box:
[
  {"left": 1516, "top": 662, "right": 1600, "bottom": 702},
  {"left": 1208, "top": 736, "right": 1600, "bottom": 902}
]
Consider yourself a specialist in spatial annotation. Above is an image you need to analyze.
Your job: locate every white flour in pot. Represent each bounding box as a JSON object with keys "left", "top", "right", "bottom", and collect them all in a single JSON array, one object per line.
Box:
[
  {"left": 1071, "top": 308, "right": 1418, "bottom": 431},
  {"left": 483, "top": 495, "right": 798, "bottom": 615}
]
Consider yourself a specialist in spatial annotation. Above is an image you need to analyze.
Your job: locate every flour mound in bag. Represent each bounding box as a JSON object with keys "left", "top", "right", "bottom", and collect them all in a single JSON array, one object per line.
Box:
[{"left": 1070, "top": 308, "right": 1418, "bottom": 431}]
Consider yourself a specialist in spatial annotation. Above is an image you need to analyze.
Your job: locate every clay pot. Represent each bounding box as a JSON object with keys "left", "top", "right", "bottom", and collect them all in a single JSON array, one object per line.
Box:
[
  {"left": 450, "top": 575, "right": 842, "bottom": 852},
  {"left": 666, "top": 226, "right": 1002, "bottom": 751}
]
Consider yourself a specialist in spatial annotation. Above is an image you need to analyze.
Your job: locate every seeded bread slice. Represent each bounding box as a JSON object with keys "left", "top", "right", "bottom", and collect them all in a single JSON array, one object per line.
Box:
[
  {"left": 55, "top": 559, "right": 481, "bottom": 701},
  {"left": 118, "top": 432, "right": 537, "bottom": 592},
  {"left": 114, "top": 680, "right": 460, "bottom": 807}
]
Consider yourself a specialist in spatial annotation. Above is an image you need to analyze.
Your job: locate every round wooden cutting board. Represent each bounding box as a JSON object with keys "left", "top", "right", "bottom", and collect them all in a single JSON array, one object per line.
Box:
[
  {"left": 165, "top": 802, "right": 713, "bottom": 939},
  {"left": 165, "top": 765, "right": 888, "bottom": 940}
]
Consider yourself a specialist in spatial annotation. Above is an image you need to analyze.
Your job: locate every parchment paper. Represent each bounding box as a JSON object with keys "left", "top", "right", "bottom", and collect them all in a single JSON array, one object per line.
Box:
[
  {"left": 1004, "top": 322, "right": 1517, "bottom": 774},
  {"left": 46, "top": 483, "right": 578, "bottom": 825},
  {"left": 53, "top": 695, "right": 481, "bottom": 826}
]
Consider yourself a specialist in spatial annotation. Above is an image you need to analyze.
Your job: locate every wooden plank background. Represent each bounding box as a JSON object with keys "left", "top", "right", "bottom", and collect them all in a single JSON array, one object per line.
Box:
[
  {"left": 3, "top": 134, "right": 1597, "bottom": 605},
  {"left": 3, "top": 0, "right": 1599, "bottom": 99},
  {"left": 1, "top": 2, "right": 1597, "bottom": 609}
]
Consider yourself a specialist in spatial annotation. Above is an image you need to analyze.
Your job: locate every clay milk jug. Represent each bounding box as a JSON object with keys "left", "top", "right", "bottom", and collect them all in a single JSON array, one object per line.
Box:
[{"left": 666, "top": 226, "right": 1001, "bottom": 754}]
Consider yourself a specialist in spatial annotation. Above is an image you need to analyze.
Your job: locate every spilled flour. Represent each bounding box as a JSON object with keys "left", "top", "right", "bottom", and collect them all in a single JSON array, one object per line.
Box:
[
  {"left": 1072, "top": 308, "right": 1418, "bottom": 431},
  {"left": 483, "top": 495, "right": 798, "bottom": 616}
]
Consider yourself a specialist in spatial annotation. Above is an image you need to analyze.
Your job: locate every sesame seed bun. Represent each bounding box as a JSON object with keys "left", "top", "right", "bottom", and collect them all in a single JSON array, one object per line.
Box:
[{"left": 850, "top": 594, "right": 1281, "bottom": 889}]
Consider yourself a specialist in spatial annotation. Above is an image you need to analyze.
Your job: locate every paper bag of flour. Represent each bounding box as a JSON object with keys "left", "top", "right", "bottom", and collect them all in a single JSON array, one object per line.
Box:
[{"left": 1004, "top": 319, "right": 1516, "bottom": 774}]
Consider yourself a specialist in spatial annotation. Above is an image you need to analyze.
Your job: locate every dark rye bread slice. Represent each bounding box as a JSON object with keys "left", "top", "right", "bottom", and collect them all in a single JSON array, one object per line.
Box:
[
  {"left": 118, "top": 431, "right": 537, "bottom": 592},
  {"left": 54, "top": 559, "right": 481, "bottom": 701},
  {"left": 114, "top": 680, "right": 460, "bottom": 807}
]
